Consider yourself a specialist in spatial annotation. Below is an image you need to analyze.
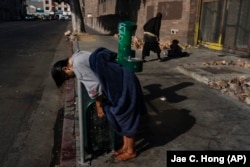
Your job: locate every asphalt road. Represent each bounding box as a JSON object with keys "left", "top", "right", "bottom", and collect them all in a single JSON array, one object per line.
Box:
[{"left": 0, "top": 20, "right": 71, "bottom": 167}]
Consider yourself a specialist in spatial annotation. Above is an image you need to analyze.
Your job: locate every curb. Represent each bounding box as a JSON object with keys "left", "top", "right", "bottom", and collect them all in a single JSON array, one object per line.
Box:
[
  {"left": 176, "top": 65, "right": 210, "bottom": 84},
  {"left": 59, "top": 77, "right": 77, "bottom": 166}
]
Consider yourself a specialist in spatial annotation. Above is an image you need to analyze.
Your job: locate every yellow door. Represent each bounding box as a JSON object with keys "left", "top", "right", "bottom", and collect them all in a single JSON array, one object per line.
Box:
[{"left": 199, "top": 0, "right": 226, "bottom": 50}]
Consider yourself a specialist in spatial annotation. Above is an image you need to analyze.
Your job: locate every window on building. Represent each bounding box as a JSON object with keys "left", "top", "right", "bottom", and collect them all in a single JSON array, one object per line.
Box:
[
  {"left": 46, "top": 7, "right": 50, "bottom": 10},
  {"left": 99, "top": 0, "right": 106, "bottom": 4},
  {"left": 45, "top": 0, "right": 49, "bottom": 4}
]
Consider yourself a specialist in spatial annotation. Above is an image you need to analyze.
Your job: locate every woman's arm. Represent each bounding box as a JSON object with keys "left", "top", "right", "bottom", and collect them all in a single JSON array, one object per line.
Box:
[{"left": 95, "top": 95, "right": 105, "bottom": 118}]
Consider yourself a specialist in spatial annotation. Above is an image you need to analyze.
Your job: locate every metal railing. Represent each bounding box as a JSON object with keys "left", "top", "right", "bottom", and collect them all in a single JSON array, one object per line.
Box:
[{"left": 75, "top": 40, "right": 90, "bottom": 166}]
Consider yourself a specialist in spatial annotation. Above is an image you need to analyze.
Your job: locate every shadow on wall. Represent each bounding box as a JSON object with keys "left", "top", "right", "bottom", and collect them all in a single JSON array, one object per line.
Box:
[
  {"left": 97, "top": 14, "right": 129, "bottom": 35},
  {"left": 96, "top": 0, "right": 143, "bottom": 35}
]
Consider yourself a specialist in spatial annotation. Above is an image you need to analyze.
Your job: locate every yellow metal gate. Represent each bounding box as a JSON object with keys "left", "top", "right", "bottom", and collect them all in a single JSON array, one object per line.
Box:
[{"left": 198, "top": 0, "right": 250, "bottom": 52}]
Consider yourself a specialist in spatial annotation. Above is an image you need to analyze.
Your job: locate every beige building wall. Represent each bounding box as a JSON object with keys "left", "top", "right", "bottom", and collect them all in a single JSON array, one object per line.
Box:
[
  {"left": 84, "top": 0, "right": 198, "bottom": 46},
  {"left": 136, "top": 0, "right": 192, "bottom": 44},
  {"left": 44, "top": 0, "right": 71, "bottom": 15}
]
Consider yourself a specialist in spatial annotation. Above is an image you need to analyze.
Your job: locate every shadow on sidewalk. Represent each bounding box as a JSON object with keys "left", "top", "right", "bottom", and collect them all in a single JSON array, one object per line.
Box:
[
  {"left": 144, "top": 82, "right": 194, "bottom": 104},
  {"left": 136, "top": 82, "right": 196, "bottom": 155},
  {"left": 142, "top": 54, "right": 191, "bottom": 63},
  {"left": 136, "top": 108, "right": 195, "bottom": 155}
]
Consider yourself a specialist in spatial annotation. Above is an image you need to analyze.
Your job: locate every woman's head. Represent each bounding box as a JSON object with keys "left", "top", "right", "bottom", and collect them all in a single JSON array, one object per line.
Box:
[{"left": 51, "top": 58, "right": 74, "bottom": 87}]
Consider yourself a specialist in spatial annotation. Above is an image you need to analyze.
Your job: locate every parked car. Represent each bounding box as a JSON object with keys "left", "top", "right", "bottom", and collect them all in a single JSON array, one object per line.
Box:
[
  {"left": 42, "top": 15, "right": 51, "bottom": 21},
  {"left": 58, "top": 14, "right": 71, "bottom": 21},
  {"left": 25, "top": 14, "right": 35, "bottom": 21},
  {"left": 59, "top": 15, "right": 66, "bottom": 21},
  {"left": 65, "top": 15, "right": 71, "bottom": 21}
]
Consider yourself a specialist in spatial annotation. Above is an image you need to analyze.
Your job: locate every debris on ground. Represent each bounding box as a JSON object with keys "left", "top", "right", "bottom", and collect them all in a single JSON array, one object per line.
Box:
[
  {"left": 209, "top": 77, "right": 250, "bottom": 105},
  {"left": 202, "top": 59, "right": 250, "bottom": 105},
  {"left": 132, "top": 36, "right": 144, "bottom": 50},
  {"left": 202, "top": 59, "right": 250, "bottom": 69},
  {"left": 114, "top": 34, "right": 192, "bottom": 51},
  {"left": 64, "top": 30, "right": 71, "bottom": 36}
]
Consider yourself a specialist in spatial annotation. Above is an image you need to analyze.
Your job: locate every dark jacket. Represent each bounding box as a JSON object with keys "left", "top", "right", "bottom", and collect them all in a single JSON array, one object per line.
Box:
[{"left": 143, "top": 17, "right": 162, "bottom": 38}]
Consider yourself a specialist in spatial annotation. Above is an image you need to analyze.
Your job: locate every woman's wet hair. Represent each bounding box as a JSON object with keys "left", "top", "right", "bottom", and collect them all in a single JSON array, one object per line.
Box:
[{"left": 51, "top": 58, "right": 69, "bottom": 87}]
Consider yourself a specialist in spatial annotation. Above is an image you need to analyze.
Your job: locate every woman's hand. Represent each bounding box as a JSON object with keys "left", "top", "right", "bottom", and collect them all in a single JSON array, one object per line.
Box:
[{"left": 96, "top": 107, "right": 105, "bottom": 118}]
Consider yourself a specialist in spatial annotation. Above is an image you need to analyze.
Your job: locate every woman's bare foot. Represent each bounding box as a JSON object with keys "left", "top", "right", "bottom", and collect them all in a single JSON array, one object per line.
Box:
[
  {"left": 115, "top": 151, "right": 137, "bottom": 161},
  {"left": 112, "top": 147, "right": 127, "bottom": 156},
  {"left": 113, "top": 135, "right": 136, "bottom": 161}
]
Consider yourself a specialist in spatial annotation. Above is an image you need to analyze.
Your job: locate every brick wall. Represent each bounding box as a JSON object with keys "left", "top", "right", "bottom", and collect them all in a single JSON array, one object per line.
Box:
[{"left": 84, "top": 0, "right": 198, "bottom": 46}]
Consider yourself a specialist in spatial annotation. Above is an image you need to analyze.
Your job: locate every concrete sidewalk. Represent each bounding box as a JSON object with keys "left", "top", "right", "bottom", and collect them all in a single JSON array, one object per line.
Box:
[{"left": 61, "top": 28, "right": 250, "bottom": 167}]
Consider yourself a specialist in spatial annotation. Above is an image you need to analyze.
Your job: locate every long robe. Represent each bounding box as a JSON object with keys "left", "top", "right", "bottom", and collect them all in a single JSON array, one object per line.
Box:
[{"left": 89, "top": 47, "right": 147, "bottom": 136}]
